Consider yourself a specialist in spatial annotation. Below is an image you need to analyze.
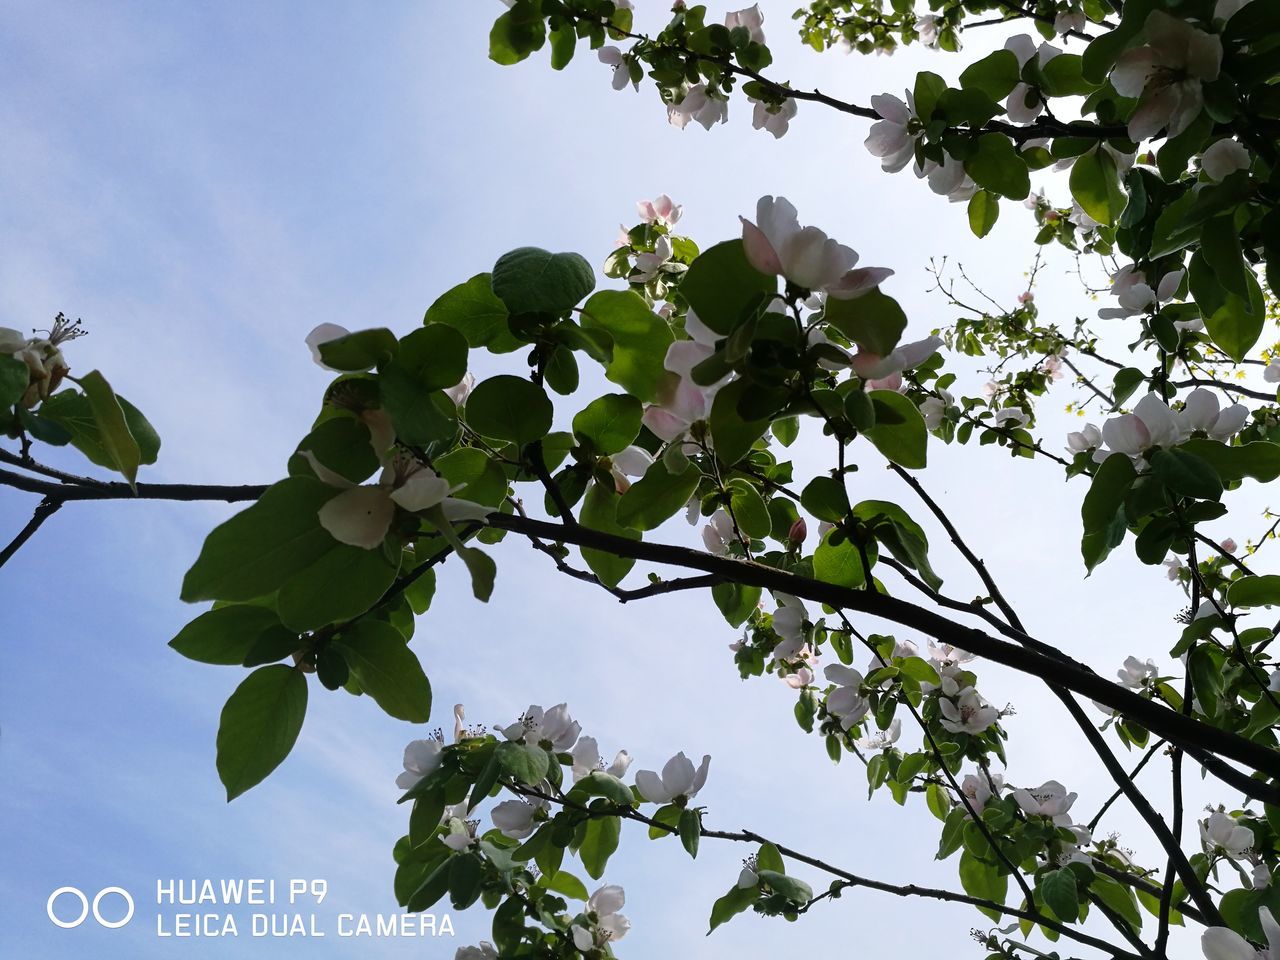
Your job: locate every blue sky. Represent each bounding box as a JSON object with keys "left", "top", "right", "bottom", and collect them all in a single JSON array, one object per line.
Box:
[{"left": 0, "top": 2, "right": 1260, "bottom": 958}]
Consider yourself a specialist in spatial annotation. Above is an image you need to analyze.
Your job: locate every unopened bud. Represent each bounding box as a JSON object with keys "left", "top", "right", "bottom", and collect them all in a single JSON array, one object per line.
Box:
[{"left": 788, "top": 517, "right": 808, "bottom": 545}]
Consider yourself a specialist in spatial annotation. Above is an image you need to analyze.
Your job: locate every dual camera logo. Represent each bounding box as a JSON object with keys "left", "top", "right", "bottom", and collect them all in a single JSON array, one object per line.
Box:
[{"left": 47, "top": 886, "right": 135, "bottom": 929}]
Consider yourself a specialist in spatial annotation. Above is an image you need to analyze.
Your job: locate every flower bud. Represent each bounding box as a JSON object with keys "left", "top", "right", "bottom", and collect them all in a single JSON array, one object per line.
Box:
[{"left": 787, "top": 517, "right": 808, "bottom": 545}]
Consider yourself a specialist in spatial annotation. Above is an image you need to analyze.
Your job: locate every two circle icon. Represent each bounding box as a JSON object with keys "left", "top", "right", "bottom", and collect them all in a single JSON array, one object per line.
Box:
[{"left": 46, "top": 886, "right": 134, "bottom": 929}]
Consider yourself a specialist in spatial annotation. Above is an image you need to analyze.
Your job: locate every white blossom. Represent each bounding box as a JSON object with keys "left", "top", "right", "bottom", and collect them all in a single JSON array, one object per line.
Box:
[
  {"left": 1004, "top": 35, "right": 1062, "bottom": 125},
  {"left": 668, "top": 84, "right": 728, "bottom": 130},
  {"left": 572, "top": 884, "right": 631, "bottom": 951},
  {"left": 824, "top": 664, "right": 870, "bottom": 730},
  {"left": 597, "top": 46, "right": 637, "bottom": 91},
  {"left": 1201, "top": 139, "right": 1252, "bottom": 181},
  {"left": 1013, "top": 780, "right": 1077, "bottom": 819},
  {"left": 857, "top": 718, "right": 902, "bottom": 751},
  {"left": 501, "top": 703, "right": 581, "bottom": 751},
  {"left": 635, "top": 751, "right": 711, "bottom": 803},
  {"left": 396, "top": 733, "right": 445, "bottom": 790},
  {"left": 865, "top": 92, "right": 918, "bottom": 173},
  {"left": 1110, "top": 12, "right": 1222, "bottom": 141},
  {"left": 1201, "top": 906, "right": 1280, "bottom": 960},
  {"left": 724, "top": 4, "right": 765, "bottom": 44},
  {"left": 571, "top": 736, "right": 633, "bottom": 782},
  {"left": 491, "top": 799, "right": 541, "bottom": 839},
  {"left": 920, "top": 389, "right": 953, "bottom": 430},
  {"left": 751, "top": 96, "right": 797, "bottom": 138},
  {"left": 1067, "top": 423, "right": 1103, "bottom": 455},
  {"left": 1201, "top": 810, "right": 1255, "bottom": 858}
]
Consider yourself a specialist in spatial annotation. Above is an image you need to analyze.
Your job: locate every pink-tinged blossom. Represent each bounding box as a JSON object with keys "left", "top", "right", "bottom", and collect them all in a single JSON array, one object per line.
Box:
[
  {"left": 850, "top": 336, "right": 943, "bottom": 381},
  {"left": 960, "top": 771, "right": 1003, "bottom": 815},
  {"left": 1099, "top": 265, "right": 1184, "bottom": 319},
  {"left": 637, "top": 194, "right": 682, "bottom": 226},
  {"left": 740, "top": 196, "right": 892, "bottom": 298},
  {"left": 724, "top": 4, "right": 766, "bottom": 43},
  {"left": 1067, "top": 423, "right": 1102, "bottom": 456},
  {"left": 1222, "top": 538, "right": 1238, "bottom": 554},
  {"left": 702, "top": 509, "right": 736, "bottom": 555},
  {"left": 1110, "top": 12, "right": 1222, "bottom": 141},
  {"left": 1097, "top": 393, "right": 1186, "bottom": 461},
  {"left": 939, "top": 687, "right": 999, "bottom": 734},
  {"left": 1179, "top": 387, "right": 1249, "bottom": 441}
]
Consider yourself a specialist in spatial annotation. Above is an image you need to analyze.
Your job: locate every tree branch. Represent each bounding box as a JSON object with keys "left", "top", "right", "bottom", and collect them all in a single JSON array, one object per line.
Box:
[{"left": 0, "top": 496, "right": 62, "bottom": 568}]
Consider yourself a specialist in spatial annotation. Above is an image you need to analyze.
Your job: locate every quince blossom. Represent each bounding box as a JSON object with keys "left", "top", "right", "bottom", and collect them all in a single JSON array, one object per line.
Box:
[
  {"left": 1110, "top": 12, "right": 1222, "bottom": 141},
  {"left": 939, "top": 687, "right": 999, "bottom": 735},
  {"left": 751, "top": 96, "right": 798, "bottom": 139},
  {"left": 865, "top": 92, "right": 918, "bottom": 173},
  {"left": 1201, "top": 139, "right": 1251, "bottom": 181},
  {"left": 724, "top": 4, "right": 765, "bottom": 44},
  {"left": 668, "top": 84, "right": 728, "bottom": 131},
  {"left": 1013, "top": 780, "right": 1077, "bottom": 820},
  {"left": 740, "top": 196, "right": 893, "bottom": 298},
  {"left": 1201, "top": 907, "right": 1280, "bottom": 960},
  {"left": 1201, "top": 810, "right": 1255, "bottom": 858},
  {"left": 307, "top": 450, "right": 489, "bottom": 550},
  {"left": 824, "top": 664, "right": 870, "bottom": 730},
  {"left": 1098, "top": 265, "right": 1184, "bottom": 319},
  {"left": 919, "top": 388, "right": 953, "bottom": 430},
  {"left": 702, "top": 509, "right": 736, "bottom": 555},
  {"left": 571, "top": 736, "right": 633, "bottom": 782},
  {"left": 1004, "top": 36, "right": 1062, "bottom": 124},
  {"left": 572, "top": 885, "right": 631, "bottom": 952},
  {"left": 501, "top": 703, "right": 581, "bottom": 752},
  {"left": 597, "top": 46, "right": 637, "bottom": 92},
  {"left": 1118, "top": 656, "right": 1158, "bottom": 688},
  {"left": 0, "top": 315, "right": 78, "bottom": 407},
  {"left": 960, "top": 771, "right": 1004, "bottom": 815},
  {"left": 635, "top": 751, "right": 711, "bottom": 804},
  {"left": 637, "top": 195, "right": 682, "bottom": 226},
  {"left": 857, "top": 718, "right": 902, "bottom": 751}
]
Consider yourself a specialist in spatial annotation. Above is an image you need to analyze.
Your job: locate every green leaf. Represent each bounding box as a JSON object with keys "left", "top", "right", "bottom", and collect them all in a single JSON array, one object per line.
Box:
[
  {"left": 1041, "top": 868, "right": 1080, "bottom": 922},
  {"left": 863, "top": 390, "right": 928, "bottom": 468},
  {"left": 967, "top": 190, "right": 1001, "bottom": 238},
  {"left": 316, "top": 328, "right": 398, "bottom": 372},
  {"left": 616, "top": 462, "right": 701, "bottom": 531},
  {"left": 580, "top": 290, "right": 674, "bottom": 403},
  {"left": 491, "top": 247, "right": 594, "bottom": 316},
  {"left": 182, "top": 478, "right": 338, "bottom": 603},
  {"left": 579, "top": 815, "right": 621, "bottom": 879},
  {"left": 823, "top": 289, "right": 907, "bottom": 355},
  {"left": 959, "top": 49, "right": 1021, "bottom": 100},
  {"left": 489, "top": 5, "right": 547, "bottom": 66},
  {"left": 541, "top": 870, "right": 589, "bottom": 900},
  {"left": 579, "top": 481, "right": 638, "bottom": 587},
  {"left": 1081, "top": 454, "right": 1136, "bottom": 572},
  {"left": 708, "top": 379, "right": 773, "bottom": 465},
  {"left": 1091, "top": 874, "right": 1143, "bottom": 931},
  {"left": 757, "top": 870, "right": 813, "bottom": 904},
  {"left": 709, "top": 884, "right": 759, "bottom": 933},
  {"left": 573, "top": 394, "right": 642, "bottom": 455},
  {"left": 170, "top": 605, "right": 288, "bottom": 666},
  {"left": 1040, "top": 54, "right": 1099, "bottom": 96},
  {"left": 814, "top": 533, "right": 866, "bottom": 589},
  {"left": 853, "top": 500, "right": 943, "bottom": 591},
  {"left": 1149, "top": 448, "right": 1223, "bottom": 502},
  {"left": 0, "top": 353, "right": 27, "bottom": 408},
  {"left": 680, "top": 240, "right": 776, "bottom": 335},
  {"left": 77, "top": 370, "right": 143, "bottom": 485},
  {"left": 801, "top": 476, "right": 851, "bottom": 522},
  {"left": 964, "top": 134, "right": 1030, "bottom": 201},
  {"left": 1191, "top": 250, "right": 1266, "bottom": 362},
  {"left": 278, "top": 543, "right": 400, "bottom": 632},
  {"left": 40, "top": 388, "right": 160, "bottom": 471},
  {"left": 466, "top": 375, "right": 553, "bottom": 446},
  {"left": 1228, "top": 575, "right": 1280, "bottom": 609},
  {"left": 449, "top": 853, "right": 484, "bottom": 910},
  {"left": 1182, "top": 439, "right": 1280, "bottom": 483},
  {"left": 958, "top": 850, "right": 1007, "bottom": 920},
  {"left": 726, "top": 478, "right": 770, "bottom": 539},
  {"left": 678, "top": 807, "right": 701, "bottom": 859},
  {"left": 290, "top": 416, "right": 380, "bottom": 484},
  {"left": 712, "top": 581, "right": 761, "bottom": 626},
  {"left": 216, "top": 665, "right": 308, "bottom": 801},
  {"left": 1070, "top": 147, "right": 1126, "bottom": 226},
  {"left": 333, "top": 620, "right": 432, "bottom": 723},
  {"left": 388, "top": 325, "right": 469, "bottom": 391},
  {"left": 425, "top": 273, "right": 519, "bottom": 354},
  {"left": 496, "top": 740, "right": 551, "bottom": 784}
]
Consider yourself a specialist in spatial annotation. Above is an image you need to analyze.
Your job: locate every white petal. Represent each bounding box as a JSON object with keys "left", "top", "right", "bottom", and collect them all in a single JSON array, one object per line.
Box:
[{"left": 318, "top": 486, "right": 394, "bottom": 549}]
